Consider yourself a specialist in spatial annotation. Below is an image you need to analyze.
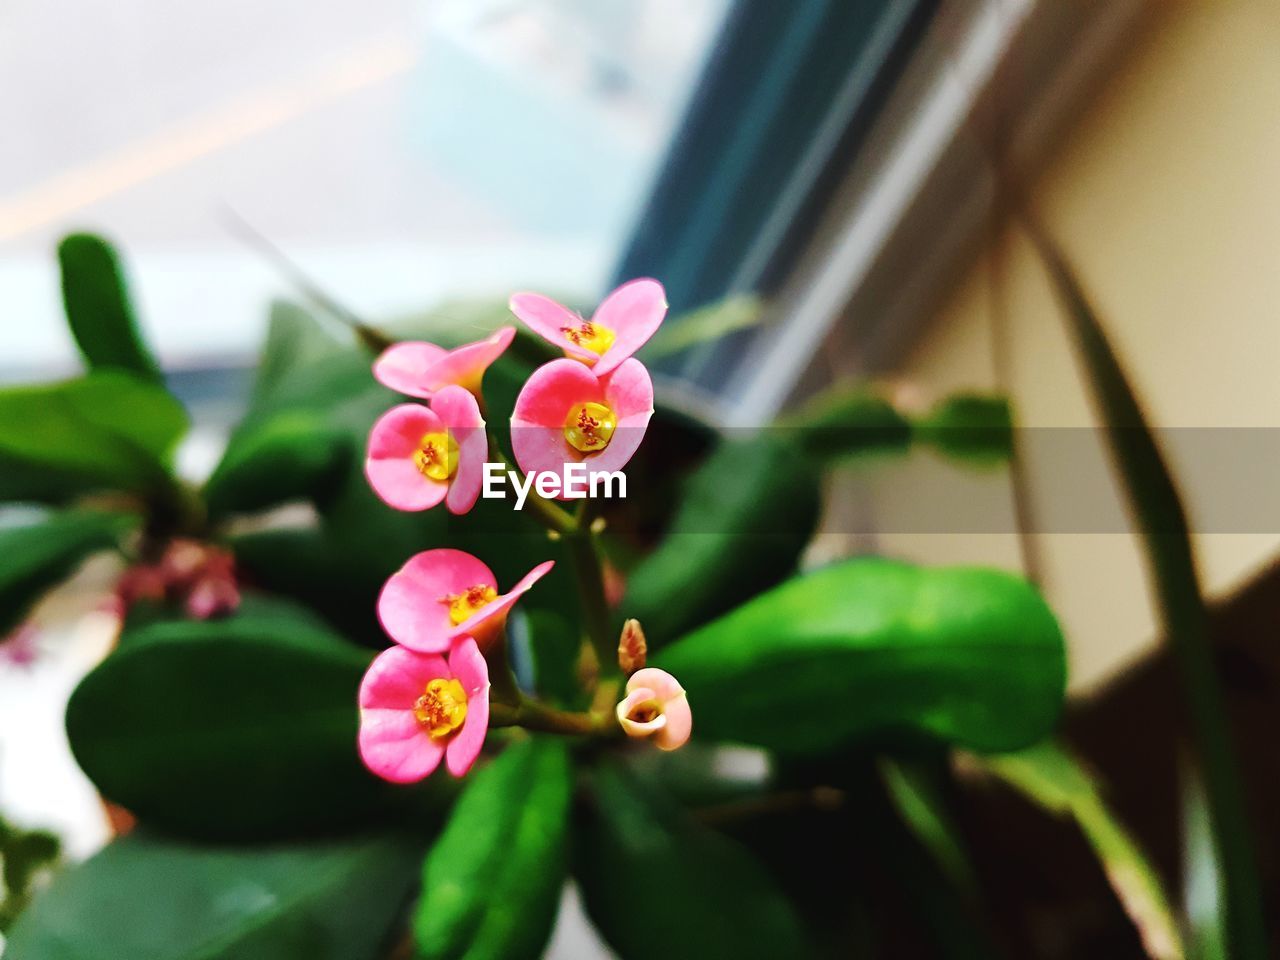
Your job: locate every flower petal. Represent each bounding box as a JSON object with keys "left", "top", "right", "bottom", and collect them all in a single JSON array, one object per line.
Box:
[
  {"left": 431, "top": 385, "right": 487, "bottom": 515},
  {"left": 426, "top": 327, "right": 516, "bottom": 394},
  {"left": 379, "top": 549, "right": 497, "bottom": 652},
  {"left": 446, "top": 686, "right": 489, "bottom": 777},
  {"left": 450, "top": 559, "right": 555, "bottom": 647},
  {"left": 509, "top": 293, "right": 596, "bottom": 362},
  {"left": 365, "top": 458, "right": 448, "bottom": 512},
  {"left": 447, "top": 635, "right": 489, "bottom": 696},
  {"left": 367, "top": 404, "right": 445, "bottom": 459},
  {"left": 359, "top": 646, "right": 451, "bottom": 709},
  {"left": 511, "top": 358, "right": 605, "bottom": 427},
  {"left": 591, "top": 278, "right": 667, "bottom": 376},
  {"left": 653, "top": 692, "right": 692, "bottom": 751},
  {"left": 373, "top": 342, "right": 449, "bottom": 398},
  {"left": 359, "top": 709, "right": 445, "bottom": 783},
  {"left": 626, "top": 667, "right": 685, "bottom": 702}
]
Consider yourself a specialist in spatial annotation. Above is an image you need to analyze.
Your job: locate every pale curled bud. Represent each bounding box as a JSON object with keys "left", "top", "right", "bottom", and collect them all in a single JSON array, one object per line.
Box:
[
  {"left": 617, "top": 618, "right": 647, "bottom": 674},
  {"left": 615, "top": 667, "right": 691, "bottom": 751}
]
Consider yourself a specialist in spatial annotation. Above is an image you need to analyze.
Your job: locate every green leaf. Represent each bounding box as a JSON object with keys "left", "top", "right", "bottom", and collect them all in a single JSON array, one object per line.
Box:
[
  {"left": 1183, "top": 764, "right": 1226, "bottom": 960},
  {"left": 5, "top": 831, "right": 422, "bottom": 959},
  {"left": 415, "top": 739, "right": 572, "bottom": 960},
  {"left": 0, "top": 510, "right": 135, "bottom": 636},
  {"left": 789, "top": 383, "right": 912, "bottom": 462},
  {"left": 657, "top": 557, "right": 1066, "bottom": 753},
  {"left": 622, "top": 434, "right": 822, "bottom": 648},
  {"left": 66, "top": 599, "right": 405, "bottom": 839},
  {"left": 575, "top": 763, "right": 811, "bottom": 960},
  {"left": 640, "top": 295, "right": 763, "bottom": 361},
  {"left": 0, "top": 373, "right": 187, "bottom": 503},
  {"left": 973, "top": 741, "right": 1184, "bottom": 959},
  {"left": 914, "top": 393, "right": 1013, "bottom": 464},
  {"left": 204, "top": 410, "right": 352, "bottom": 519},
  {"left": 252, "top": 301, "right": 347, "bottom": 407},
  {"left": 57, "top": 233, "right": 162, "bottom": 383},
  {"left": 880, "top": 758, "right": 978, "bottom": 896},
  {"left": 1027, "top": 221, "right": 1266, "bottom": 957}
]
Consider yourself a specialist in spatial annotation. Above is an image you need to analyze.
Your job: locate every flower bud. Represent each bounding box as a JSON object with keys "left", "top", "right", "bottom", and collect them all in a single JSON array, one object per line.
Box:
[
  {"left": 617, "top": 618, "right": 647, "bottom": 674},
  {"left": 615, "top": 667, "right": 691, "bottom": 751}
]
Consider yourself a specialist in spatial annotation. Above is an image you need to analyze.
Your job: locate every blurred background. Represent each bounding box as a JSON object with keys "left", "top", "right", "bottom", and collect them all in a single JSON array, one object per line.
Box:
[{"left": 3, "top": 0, "right": 1280, "bottom": 955}]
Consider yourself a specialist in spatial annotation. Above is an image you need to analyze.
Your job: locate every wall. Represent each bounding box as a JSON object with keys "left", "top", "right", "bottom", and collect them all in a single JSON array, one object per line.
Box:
[{"left": 871, "top": 0, "right": 1280, "bottom": 690}]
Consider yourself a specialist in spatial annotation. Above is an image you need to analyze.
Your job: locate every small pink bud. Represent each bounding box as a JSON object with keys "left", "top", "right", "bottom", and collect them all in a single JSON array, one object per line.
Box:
[
  {"left": 185, "top": 575, "right": 241, "bottom": 620},
  {"left": 615, "top": 667, "right": 691, "bottom": 751},
  {"left": 617, "top": 618, "right": 647, "bottom": 674}
]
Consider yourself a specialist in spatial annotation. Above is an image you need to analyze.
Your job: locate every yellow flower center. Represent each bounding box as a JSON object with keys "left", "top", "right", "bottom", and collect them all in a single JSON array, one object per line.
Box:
[
  {"left": 563, "top": 401, "right": 617, "bottom": 453},
  {"left": 413, "top": 432, "right": 459, "bottom": 481},
  {"left": 413, "top": 677, "right": 468, "bottom": 739},
  {"left": 444, "top": 584, "right": 498, "bottom": 625},
  {"left": 559, "top": 320, "right": 615, "bottom": 357}
]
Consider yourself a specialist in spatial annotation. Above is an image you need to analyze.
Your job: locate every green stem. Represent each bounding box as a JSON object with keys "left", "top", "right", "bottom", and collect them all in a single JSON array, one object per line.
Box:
[
  {"left": 489, "top": 696, "right": 617, "bottom": 738},
  {"left": 566, "top": 526, "right": 616, "bottom": 677}
]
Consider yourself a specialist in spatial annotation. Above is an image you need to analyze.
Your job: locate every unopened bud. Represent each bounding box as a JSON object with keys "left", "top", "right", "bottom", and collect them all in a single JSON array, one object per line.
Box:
[{"left": 617, "top": 618, "right": 647, "bottom": 674}]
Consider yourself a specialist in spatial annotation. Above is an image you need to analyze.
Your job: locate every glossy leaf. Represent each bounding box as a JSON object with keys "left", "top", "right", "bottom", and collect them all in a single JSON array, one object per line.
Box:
[
  {"left": 415, "top": 739, "right": 572, "bottom": 960},
  {"left": 66, "top": 598, "right": 403, "bottom": 839},
  {"left": 914, "top": 393, "right": 1013, "bottom": 464},
  {"left": 1027, "top": 221, "right": 1265, "bottom": 956},
  {"left": 204, "top": 410, "right": 352, "bottom": 519},
  {"left": 57, "top": 233, "right": 162, "bottom": 383},
  {"left": 622, "top": 434, "right": 821, "bottom": 648},
  {"left": 0, "top": 510, "right": 134, "bottom": 636},
  {"left": 5, "top": 831, "right": 421, "bottom": 960},
  {"left": 657, "top": 557, "right": 1066, "bottom": 753},
  {"left": 0, "top": 373, "right": 186, "bottom": 503},
  {"left": 975, "top": 741, "right": 1184, "bottom": 960},
  {"left": 575, "top": 763, "right": 811, "bottom": 960}
]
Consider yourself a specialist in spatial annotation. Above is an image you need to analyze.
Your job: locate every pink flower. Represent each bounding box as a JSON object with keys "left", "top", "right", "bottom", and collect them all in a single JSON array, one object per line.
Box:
[
  {"left": 616, "top": 667, "right": 691, "bottom": 751},
  {"left": 358, "top": 637, "right": 490, "bottom": 781},
  {"left": 365, "top": 387, "right": 487, "bottom": 514},
  {"left": 510, "top": 358, "right": 654, "bottom": 494},
  {"left": 509, "top": 278, "right": 666, "bottom": 377},
  {"left": 373, "top": 327, "right": 515, "bottom": 399},
  {"left": 378, "top": 548, "right": 554, "bottom": 653},
  {"left": 115, "top": 539, "right": 240, "bottom": 621}
]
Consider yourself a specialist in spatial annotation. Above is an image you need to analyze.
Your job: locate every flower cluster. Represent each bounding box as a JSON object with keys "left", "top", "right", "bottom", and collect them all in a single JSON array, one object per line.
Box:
[{"left": 356, "top": 280, "right": 690, "bottom": 783}]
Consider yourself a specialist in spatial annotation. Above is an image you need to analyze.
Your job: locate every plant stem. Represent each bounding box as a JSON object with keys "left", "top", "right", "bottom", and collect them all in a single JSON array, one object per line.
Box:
[
  {"left": 565, "top": 525, "right": 616, "bottom": 677},
  {"left": 489, "top": 696, "right": 617, "bottom": 738}
]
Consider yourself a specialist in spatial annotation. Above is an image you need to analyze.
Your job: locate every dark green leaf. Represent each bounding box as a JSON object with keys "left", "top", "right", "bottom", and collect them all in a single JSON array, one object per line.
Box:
[
  {"left": 0, "top": 510, "right": 135, "bottom": 636},
  {"left": 5, "top": 831, "right": 421, "bottom": 959},
  {"left": 972, "top": 741, "right": 1183, "bottom": 960},
  {"left": 0, "top": 373, "right": 186, "bottom": 503},
  {"left": 57, "top": 233, "right": 162, "bottom": 383},
  {"left": 657, "top": 557, "right": 1066, "bottom": 753},
  {"left": 880, "top": 758, "right": 978, "bottom": 896},
  {"left": 575, "top": 763, "right": 811, "bottom": 960},
  {"left": 1026, "top": 220, "right": 1265, "bottom": 957},
  {"left": 789, "top": 383, "right": 912, "bottom": 462},
  {"left": 622, "top": 434, "right": 821, "bottom": 648},
  {"left": 415, "top": 739, "right": 572, "bottom": 960},
  {"left": 914, "top": 393, "right": 1013, "bottom": 464},
  {"left": 66, "top": 599, "right": 407, "bottom": 839},
  {"left": 204, "top": 411, "right": 352, "bottom": 519}
]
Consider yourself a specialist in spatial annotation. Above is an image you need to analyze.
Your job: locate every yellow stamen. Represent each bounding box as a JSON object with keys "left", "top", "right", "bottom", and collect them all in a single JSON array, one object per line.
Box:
[
  {"left": 443, "top": 584, "right": 498, "bottom": 625},
  {"left": 413, "top": 432, "right": 459, "bottom": 481},
  {"left": 563, "top": 401, "right": 617, "bottom": 453},
  {"left": 413, "top": 677, "right": 468, "bottom": 739},
  {"left": 559, "top": 319, "right": 615, "bottom": 357}
]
